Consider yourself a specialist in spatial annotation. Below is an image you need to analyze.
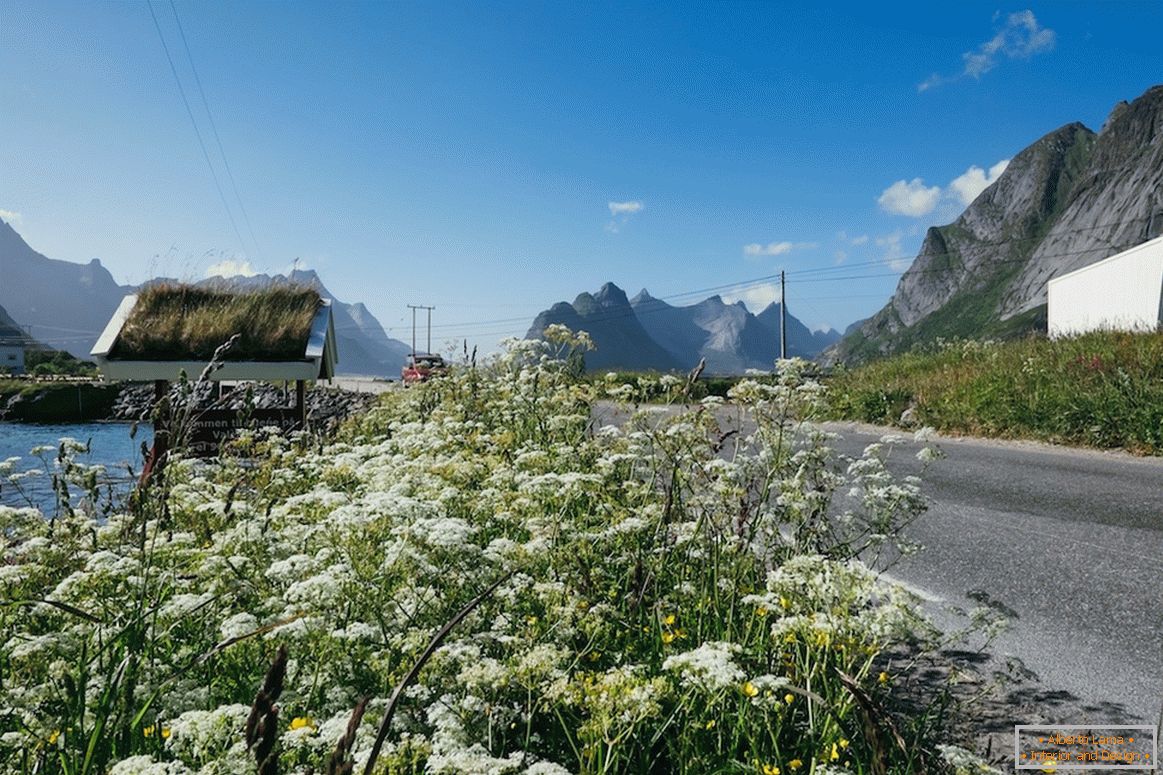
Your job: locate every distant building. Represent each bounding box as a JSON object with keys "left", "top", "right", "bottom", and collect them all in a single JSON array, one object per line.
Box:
[
  {"left": 0, "top": 344, "right": 25, "bottom": 374},
  {"left": 1047, "top": 235, "right": 1163, "bottom": 337}
]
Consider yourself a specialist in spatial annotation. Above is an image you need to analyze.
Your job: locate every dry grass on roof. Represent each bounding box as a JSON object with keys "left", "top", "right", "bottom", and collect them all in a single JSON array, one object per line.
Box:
[{"left": 110, "top": 283, "right": 323, "bottom": 361}]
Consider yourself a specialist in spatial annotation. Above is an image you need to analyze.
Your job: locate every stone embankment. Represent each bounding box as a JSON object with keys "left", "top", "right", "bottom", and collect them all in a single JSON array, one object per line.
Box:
[{"left": 110, "top": 382, "right": 380, "bottom": 427}]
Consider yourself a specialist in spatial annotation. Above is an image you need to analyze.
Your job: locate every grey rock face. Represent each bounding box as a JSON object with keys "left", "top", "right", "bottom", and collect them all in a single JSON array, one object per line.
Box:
[
  {"left": 831, "top": 84, "right": 1163, "bottom": 364},
  {"left": 1003, "top": 86, "right": 1163, "bottom": 316}
]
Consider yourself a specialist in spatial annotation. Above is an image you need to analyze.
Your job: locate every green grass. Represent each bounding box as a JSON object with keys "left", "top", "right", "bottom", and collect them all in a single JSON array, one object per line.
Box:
[
  {"left": 110, "top": 283, "right": 322, "bottom": 361},
  {"left": 825, "top": 330, "right": 1163, "bottom": 454}
]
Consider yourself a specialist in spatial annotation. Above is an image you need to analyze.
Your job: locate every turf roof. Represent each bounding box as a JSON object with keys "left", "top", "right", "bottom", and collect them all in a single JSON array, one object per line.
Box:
[{"left": 109, "top": 283, "right": 323, "bottom": 361}]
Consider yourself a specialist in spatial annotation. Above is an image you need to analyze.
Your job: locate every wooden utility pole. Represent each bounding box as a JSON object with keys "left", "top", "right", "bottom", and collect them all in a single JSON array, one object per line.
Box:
[
  {"left": 407, "top": 304, "right": 435, "bottom": 354},
  {"left": 779, "top": 270, "right": 787, "bottom": 360}
]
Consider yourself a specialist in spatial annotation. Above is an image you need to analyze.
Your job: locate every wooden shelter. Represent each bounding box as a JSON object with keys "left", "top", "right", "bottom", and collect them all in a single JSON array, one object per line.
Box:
[{"left": 90, "top": 284, "right": 338, "bottom": 464}]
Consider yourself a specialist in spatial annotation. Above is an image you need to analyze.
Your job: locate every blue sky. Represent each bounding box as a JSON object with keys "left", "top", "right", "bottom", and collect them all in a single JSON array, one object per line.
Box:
[{"left": 1, "top": 1, "right": 1160, "bottom": 349}]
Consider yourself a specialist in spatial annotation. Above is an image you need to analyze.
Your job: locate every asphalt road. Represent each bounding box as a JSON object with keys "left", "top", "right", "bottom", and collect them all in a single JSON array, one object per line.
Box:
[
  {"left": 821, "top": 421, "right": 1163, "bottom": 727},
  {"left": 593, "top": 403, "right": 1163, "bottom": 726}
]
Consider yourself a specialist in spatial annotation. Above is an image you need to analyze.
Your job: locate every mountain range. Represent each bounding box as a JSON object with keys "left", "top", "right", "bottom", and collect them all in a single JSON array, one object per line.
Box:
[
  {"left": 0, "top": 219, "right": 412, "bottom": 377},
  {"left": 830, "top": 84, "right": 1163, "bottom": 363},
  {"left": 526, "top": 282, "right": 840, "bottom": 373}
]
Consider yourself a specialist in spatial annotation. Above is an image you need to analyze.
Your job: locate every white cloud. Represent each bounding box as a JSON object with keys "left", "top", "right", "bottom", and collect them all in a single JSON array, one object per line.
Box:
[
  {"left": 878, "top": 178, "right": 942, "bottom": 217},
  {"left": 916, "top": 74, "right": 946, "bottom": 93},
  {"left": 721, "top": 282, "right": 782, "bottom": 313},
  {"left": 876, "top": 231, "right": 911, "bottom": 272},
  {"left": 206, "top": 259, "right": 257, "bottom": 278},
  {"left": 880, "top": 159, "right": 1009, "bottom": 217},
  {"left": 919, "top": 10, "right": 1055, "bottom": 92},
  {"left": 948, "top": 159, "right": 1010, "bottom": 205},
  {"left": 0, "top": 209, "right": 22, "bottom": 225},
  {"left": 606, "top": 200, "right": 644, "bottom": 233},
  {"left": 834, "top": 249, "right": 848, "bottom": 264},
  {"left": 742, "top": 240, "right": 817, "bottom": 257},
  {"left": 608, "top": 200, "right": 643, "bottom": 216}
]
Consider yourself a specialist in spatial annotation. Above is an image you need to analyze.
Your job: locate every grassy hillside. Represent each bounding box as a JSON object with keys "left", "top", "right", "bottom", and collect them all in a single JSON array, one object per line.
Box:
[{"left": 826, "top": 331, "right": 1163, "bottom": 454}]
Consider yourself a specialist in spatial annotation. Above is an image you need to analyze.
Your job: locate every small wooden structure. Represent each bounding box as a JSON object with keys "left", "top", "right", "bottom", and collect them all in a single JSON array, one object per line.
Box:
[{"left": 90, "top": 285, "right": 337, "bottom": 467}]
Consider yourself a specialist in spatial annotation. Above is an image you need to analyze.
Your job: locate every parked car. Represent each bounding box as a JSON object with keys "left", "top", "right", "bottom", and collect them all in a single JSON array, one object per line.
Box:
[{"left": 401, "top": 353, "right": 447, "bottom": 384}]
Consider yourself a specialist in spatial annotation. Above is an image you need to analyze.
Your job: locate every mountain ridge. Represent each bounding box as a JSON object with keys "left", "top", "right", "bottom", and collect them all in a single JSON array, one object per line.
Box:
[
  {"left": 830, "top": 84, "right": 1163, "bottom": 364},
  {"left": 528, "top": 282, "right": 840, "bottom": 373},
  {"left": 0, "top": 220, "right": 412, "bottom": 376}
]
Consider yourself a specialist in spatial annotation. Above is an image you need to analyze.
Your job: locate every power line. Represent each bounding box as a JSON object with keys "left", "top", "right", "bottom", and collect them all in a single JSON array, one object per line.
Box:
[
  {"left": 146, "top": 0, "right": 247, "bottom": 255},
  {"left": 167, "top": 0, "right": 261, "bottom": 258},
  {"left": 786, "top": 213, "right": 1156, "bottom": 278}
]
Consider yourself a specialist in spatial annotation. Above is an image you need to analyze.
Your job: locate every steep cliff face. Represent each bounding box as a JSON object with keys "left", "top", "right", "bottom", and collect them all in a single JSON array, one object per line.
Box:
[
  {"left": 831, "top": 85, "right": 1163, "bottom": 364},
  {"left": 1004, "top": 86, "right": 1163, "bottom": 315},
  {"left": 0, "top": 220, "right": 129, "bottom": 358}
]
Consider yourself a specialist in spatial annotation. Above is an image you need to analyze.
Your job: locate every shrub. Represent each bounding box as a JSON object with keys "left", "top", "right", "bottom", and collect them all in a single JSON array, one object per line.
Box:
[{"left": 1, "top": 331, "right": 981, "bottom": 774}]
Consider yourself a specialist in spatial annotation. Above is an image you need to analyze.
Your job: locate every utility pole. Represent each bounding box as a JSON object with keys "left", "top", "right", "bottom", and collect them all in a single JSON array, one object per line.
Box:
[
  {"left": 407, "top": 304, "right": 435, "bottom": 355},
  {"left": 779, "top": 270, "right": 787, "bottom": 361}
]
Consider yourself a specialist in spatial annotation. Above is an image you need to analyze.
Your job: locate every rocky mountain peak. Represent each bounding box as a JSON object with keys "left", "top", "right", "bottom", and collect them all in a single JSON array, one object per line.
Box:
[
  {"left": 594, "top": 282, "right": 630, "bottom": 307},
  {"left": 830, "top": 84, "right": 1163, "bottom": 365}
]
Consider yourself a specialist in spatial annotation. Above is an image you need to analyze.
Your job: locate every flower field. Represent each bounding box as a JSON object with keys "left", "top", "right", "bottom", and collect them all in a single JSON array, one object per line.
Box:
[{"left": 2, "top": 330, "right": 997, "bottom": 774}]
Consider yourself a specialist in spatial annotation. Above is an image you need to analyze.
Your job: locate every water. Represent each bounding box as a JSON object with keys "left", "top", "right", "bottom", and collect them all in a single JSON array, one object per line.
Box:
[{"left": 0, "top": 422, "right": 152, "bottom": 513}]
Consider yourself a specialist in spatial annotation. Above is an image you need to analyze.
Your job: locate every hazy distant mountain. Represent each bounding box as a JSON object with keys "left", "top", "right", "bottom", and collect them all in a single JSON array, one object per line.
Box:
[
  {"left": 0, "top": 219, "right": 410, "bottom": 377},
  {"left": 0, "top": 302, "right": 34, "bottom": 347},
  {"left": 829, "top": 84, "right": 1163, "bottom": 364},
  {"left": 527, "top": 283, "right": 684, "bottom": 372},
  {"left": 0, "top": 219, "right": 130, "bottom": 358},
  {"left": 527, "top": 282, "right": 840, "bottom": 374},
  {"left": 632, "top": 290, "right": 838, "bottom": 372}
]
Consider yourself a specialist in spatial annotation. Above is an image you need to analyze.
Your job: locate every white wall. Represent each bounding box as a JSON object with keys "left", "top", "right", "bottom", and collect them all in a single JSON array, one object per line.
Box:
[{"left": 1047, "top": 236, "right": 1163, "bottom": 337}]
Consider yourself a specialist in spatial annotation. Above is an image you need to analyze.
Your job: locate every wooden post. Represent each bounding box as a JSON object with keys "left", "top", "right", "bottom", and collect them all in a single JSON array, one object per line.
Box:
[
  {"left": 296, "top": 379, "right": 306, "bottom": 427},
  {"left": 139, "top": 379, "right": 170, "bottom": 488}
]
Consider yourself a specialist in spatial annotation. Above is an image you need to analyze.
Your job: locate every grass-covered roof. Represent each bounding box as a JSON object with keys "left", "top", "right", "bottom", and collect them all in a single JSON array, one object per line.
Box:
[{"left": 109, "top": 283, "right": 323, "bottom": 361}]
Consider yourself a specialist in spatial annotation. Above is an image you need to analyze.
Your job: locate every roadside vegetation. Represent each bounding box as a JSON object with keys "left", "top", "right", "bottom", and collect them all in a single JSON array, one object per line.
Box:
[
  {"left": 110, "top": 283, "right": 322, "bottom": 361},
  {"left": 0, "top": 379, "right": 120, "bottom": 422},
  {"left": 1, "top": 327, "right": 999, "bottom": 774},
  {"left": 826, "top": 330, "right": 1163, "bottom": 454}
]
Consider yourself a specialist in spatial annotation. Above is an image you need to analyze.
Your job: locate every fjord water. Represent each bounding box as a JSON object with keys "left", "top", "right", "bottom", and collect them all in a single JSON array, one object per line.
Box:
[{"left": 0, "top": 422, "right": 151, "bottom": 512}]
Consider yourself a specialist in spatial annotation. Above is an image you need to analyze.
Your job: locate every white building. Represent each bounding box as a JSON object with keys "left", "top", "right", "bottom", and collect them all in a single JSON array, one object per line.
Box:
[
  {"left": 0, "top": 344, "right": 25, "bottom": 374},
  {"left": 1047, "top": 235, "right": 1163, "bottom": 337}
]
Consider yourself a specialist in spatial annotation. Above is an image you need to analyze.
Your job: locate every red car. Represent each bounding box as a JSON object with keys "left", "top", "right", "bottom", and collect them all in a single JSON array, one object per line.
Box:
[{"left": 402, "top": 353, "right": 447, "bottom": 384}]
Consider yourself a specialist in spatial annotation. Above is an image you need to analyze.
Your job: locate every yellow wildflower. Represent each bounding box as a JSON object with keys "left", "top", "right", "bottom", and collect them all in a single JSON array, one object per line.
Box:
[
  {"left": 47, "top": 730, "right": 60, "bottom": 745},
  {"left": 788, "top": 760, "right": 803, "bottom": 771},
  {"left": 742, "top": 681, "right": 759, "bottom": 698},
  {"left": 779, "top": 596, "right": 790, "bottom": 610},
  {"left": 143, "top": 725, "right": 155, "bottom": 737},
  {"left": 662, "top": 614, "right": 676, "bottom": 626},
  {"left": 784, "top": 693, "right": 795, "bottom": 704},
  {"left": 762, "top": 765, "right": 780, "bottom": 775},
  {"left": 662, "top": 631, "right": 676, "bottom": 644},
  {"left": 839, "top": 738, "right": 849, "bottom": 749},
  {"left": 289, "top": 716, "right": 315, "bottom": 731},
  {"left": 829, "top": 742, "right": 840, "bottom": 761},
  {"left": 878, "top": 671, "right": 890, "bottom": 684},
  {"left": 756, "top": 606, "right": 769, "bottom": 617},
  {"left": 705, "top": 719, "right": 716, "bottom": 730}
]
